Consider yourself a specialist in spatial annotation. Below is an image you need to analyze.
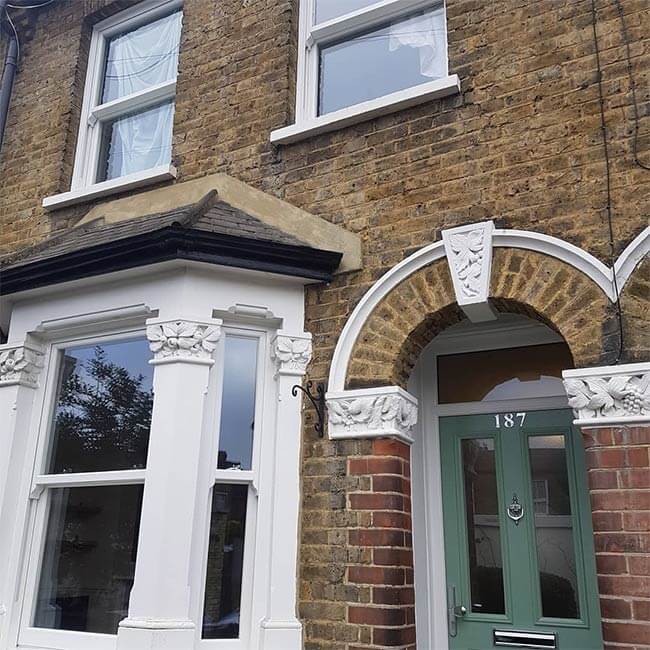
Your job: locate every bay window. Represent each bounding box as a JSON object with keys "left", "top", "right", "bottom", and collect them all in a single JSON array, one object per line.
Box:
[{"left": 0, "top": 263, "right": 310, "bottom": 650}]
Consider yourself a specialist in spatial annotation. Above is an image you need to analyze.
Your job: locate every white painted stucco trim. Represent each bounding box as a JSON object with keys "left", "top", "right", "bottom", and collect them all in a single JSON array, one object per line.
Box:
[
  {"left": 328, "top": 225, "right": 649, "bottom": 393},
  {"left": 614, "top": 226, "right": 650, "bottom": 293},
  {"left": 563, "top": 361, "right": 650, "bottom": 428}
]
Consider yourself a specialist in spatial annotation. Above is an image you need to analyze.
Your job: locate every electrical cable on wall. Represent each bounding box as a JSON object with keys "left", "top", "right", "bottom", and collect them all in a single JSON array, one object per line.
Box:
[
  {"left": 589, "top": 0, "right": 625, "bottom": 364},
  {"left": 614, "top": 0, "right": 650, "bottom": 171}
]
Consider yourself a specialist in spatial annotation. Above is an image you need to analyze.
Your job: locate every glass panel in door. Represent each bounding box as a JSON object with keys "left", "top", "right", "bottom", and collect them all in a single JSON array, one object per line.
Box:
[
  {"left": 528, "top": 435, "right": 580, "bottom": 619},
  {"left": 460, "top": 438, "right": 505, "bottom": 615}
]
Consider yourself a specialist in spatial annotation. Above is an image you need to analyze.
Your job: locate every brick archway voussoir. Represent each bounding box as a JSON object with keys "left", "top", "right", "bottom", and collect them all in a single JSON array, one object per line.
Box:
[{"left": 346, "top": 249, "right": 614, "bottom": 390}]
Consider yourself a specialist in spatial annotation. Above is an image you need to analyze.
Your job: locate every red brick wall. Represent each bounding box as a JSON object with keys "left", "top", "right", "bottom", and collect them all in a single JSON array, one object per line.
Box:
[
  {"left": 347, "top": 439, "right": 416, "bottom": 650},
  {"left": 583, "top": 425, "right": 650, "bottom": 650}
]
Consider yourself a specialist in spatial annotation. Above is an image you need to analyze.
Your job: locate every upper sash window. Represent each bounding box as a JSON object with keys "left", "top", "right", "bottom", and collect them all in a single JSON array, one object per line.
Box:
[
  {"left": 54, "top": 1, "right": 182, "bottom": 206},
  {"left": 317, "top": 4, "right": 447, "bottom": 115},
  {"left": 270, "top": 0, "right": 457, "bottom": 144}
]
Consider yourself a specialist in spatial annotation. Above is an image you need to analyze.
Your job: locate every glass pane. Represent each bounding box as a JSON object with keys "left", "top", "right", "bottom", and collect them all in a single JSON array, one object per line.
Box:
[
  {"left": 102, "top": 10, "right": 182, "bottom": 103},
  {"left": 438, "top": 343, "right": 573, "bottom": 404},
  {"left": 461, "top": 438, "right": 505, "bottom": 615},
  {"left": 217, "top": 337, "right": 258, "bottom": 470},
  {"left": 33, "top": 485, "right": 143, "bottom": 634},
  {"left": 97, "top": 101, "right": 174, "bottom": 182},
  {"left": 318, "top": 7, "right": 446, "bottom": 115},
  {"left": 529, "top": 435, "right": 580, "bottom": 619},
  {"left": 315, "top": 0, "right": 378, "bottom": 23},
  {"left": 48, "top": 338, "right": 153, "bottom": 474},
  {"left": 202, "top": 484, "right": 248, "bottom": 639}
]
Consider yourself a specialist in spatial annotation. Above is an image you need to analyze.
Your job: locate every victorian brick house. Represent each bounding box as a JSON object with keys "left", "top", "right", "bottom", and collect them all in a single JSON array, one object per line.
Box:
[{"left": 0, "top": 1, "right": 648, "bottom": 650}]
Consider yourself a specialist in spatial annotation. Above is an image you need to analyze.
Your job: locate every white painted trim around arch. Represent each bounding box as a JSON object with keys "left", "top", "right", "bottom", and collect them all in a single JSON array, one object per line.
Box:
[
  {"left": 328, "top": 226, "right": 649, "bottom": 392},
  {"left": 615, "top": 226, "right": 650, "bottom": 292}
]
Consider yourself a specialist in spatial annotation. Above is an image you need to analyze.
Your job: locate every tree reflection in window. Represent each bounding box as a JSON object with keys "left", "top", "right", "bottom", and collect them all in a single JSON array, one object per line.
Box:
[{"left": 48, "top": 340, "right": 154, "bottom": 474}]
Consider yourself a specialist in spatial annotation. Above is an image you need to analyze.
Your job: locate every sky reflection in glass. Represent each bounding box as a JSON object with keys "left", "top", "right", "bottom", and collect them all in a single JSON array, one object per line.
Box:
[{"left": 217, "top": 337, "right": 259, "bottom": 470}]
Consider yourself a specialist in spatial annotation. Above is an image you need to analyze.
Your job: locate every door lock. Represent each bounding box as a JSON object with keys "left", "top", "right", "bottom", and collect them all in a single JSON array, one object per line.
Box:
[{"left": 448, "top": 585, "right": 467, "bottom": 637}]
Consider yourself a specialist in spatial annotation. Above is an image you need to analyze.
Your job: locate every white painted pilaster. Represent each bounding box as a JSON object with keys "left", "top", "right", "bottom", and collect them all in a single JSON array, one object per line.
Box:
[
  {"left": 327, "top": 385, "right": 419, "bottom": 444},
  {"left": 0, "top": 341, "right": 43, "bottom": 640},
  {"left": 258, "top": 332, "right": 312, "bottom": 650},
  {"left": 117, "top": 318, "right": 222, "bottom": 650},
  {"left": 563, "top": 362, "right": 650, "bottom": 428}
]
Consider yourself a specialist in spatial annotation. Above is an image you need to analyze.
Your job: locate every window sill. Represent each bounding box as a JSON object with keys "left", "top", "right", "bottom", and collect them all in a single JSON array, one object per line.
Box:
[
  {"left": 42, "top": 164, "right": 178, "bottom": 211},
  {"left": 270, "top": 74, "right": 461, "bottom": 145}
]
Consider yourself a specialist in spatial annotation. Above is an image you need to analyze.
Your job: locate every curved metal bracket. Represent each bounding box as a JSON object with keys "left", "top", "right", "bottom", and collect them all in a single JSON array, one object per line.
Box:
[{"left": 292, "top": 381, "right": 326, "bottom": 438}]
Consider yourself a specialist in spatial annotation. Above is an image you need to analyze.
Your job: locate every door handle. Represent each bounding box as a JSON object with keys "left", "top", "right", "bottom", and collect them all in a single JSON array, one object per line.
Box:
[{"left": 447, "top": 585, "right": 467, "bottom": 637}]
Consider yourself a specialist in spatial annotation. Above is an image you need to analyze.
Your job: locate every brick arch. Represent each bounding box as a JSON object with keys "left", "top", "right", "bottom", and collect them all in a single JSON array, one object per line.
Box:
[
  {"left": 346, "top": 249, "right": 615, "bottom": 390},
  {"left": 620, "top": 254, "right": 650, "bottom": 363}
]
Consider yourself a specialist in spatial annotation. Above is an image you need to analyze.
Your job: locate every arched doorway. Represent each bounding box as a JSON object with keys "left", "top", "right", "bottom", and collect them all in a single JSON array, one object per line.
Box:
[{"left": 409, "top": 314, "right": 602, "bottom": 649}]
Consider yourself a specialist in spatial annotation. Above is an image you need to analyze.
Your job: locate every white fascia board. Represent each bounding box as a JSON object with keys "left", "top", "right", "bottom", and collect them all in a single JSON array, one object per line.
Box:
[{"left": 270, "top": 75, "right": 461, "bottom": 145}]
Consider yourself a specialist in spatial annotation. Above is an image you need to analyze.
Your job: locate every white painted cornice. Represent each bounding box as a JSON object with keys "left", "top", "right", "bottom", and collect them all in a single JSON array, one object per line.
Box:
[
  {"left": 563, "top": 362, "right": 650, "bottom": 428},
  {"left": 327, "top": 386, "right": 418, "bottom": 444},
  {"left": 0, "top": 343, "right": 44, "bottom": 388},
  {"left": 146, "top": 318, "right": 222, "bottom": 365},
  {"left": 271, "top": 332, "right": 313, "bottom": 376},
  {"left": 328, "top": 225, "right": 650, "bottom": 392}
]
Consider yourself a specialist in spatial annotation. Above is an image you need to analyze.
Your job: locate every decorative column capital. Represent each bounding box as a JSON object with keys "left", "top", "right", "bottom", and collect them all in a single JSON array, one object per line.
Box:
[
  {"left": 146, "top": 318, "right": 222, "bottom": 365},
  {"left": 441, "top": 220, "right": 496, "bottom": 323},
  {"left": 326, "top": 386, "right": 418, "bottom": 445},
  {"left": 271, "top": 332, "right": 312, "bottom": 376},
  {"left": 0, "top": 343, "right": 44, "bottom": 388},
  {"left": 563, "top": 362, "right": 650, "bottom": 428}
]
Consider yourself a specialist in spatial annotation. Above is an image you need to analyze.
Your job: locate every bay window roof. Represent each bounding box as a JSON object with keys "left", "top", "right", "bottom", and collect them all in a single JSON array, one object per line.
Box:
[{"left": 0, "top": 190, "right": 343, "bottom": 294}]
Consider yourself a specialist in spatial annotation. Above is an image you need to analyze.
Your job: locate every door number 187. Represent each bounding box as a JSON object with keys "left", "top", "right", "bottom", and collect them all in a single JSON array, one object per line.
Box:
[{"left": 494, "top": 412, "right": 526, "bottom": 427}]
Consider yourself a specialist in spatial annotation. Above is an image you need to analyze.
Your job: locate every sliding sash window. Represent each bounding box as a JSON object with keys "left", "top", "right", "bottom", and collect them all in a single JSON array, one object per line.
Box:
[{"left": 20, "top": 335, "right": 153, "bottom": 650}]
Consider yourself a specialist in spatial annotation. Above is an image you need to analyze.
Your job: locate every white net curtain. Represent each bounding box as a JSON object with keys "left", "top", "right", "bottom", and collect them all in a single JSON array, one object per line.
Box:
[
  {"left": 388, "top": 9, "right": 447, "bottom": 79},
  {"left": 100, "top": 11, "right": 182, "bottom": 181}
]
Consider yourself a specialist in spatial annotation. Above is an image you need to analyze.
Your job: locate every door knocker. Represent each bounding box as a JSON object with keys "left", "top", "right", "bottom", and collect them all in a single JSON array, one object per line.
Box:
[{"left": 507, "top": 493, "right": 524, "bottom": 525}]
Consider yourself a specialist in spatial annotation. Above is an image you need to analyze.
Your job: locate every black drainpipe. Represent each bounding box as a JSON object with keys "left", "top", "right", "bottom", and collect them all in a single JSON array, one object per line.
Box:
[{"left": 0, "top": 0, "right": 18, "bottom": 153}]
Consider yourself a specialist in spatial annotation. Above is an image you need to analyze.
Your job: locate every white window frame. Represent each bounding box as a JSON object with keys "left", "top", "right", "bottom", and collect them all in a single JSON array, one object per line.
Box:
[
  {"left": 270, "top": 0, "right": 460, "bottom": 144},
  {"left": 42, "top": 0, "right": 182, "bottom": 211},
  {"left": 18, "top": 329, "right": 150, "bottom": 650},
  {"left": 191, "top": 325, "right": 268, "bottom": 650}
]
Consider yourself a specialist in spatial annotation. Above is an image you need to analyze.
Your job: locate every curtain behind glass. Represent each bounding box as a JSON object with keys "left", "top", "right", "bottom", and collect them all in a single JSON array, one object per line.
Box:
[
  {"left": 99, "top": 101, "right": 174, "bottom": 181},
  {"left": 388, "top": 9, "right": 446, "bottom": 79},
  {"left": 102, "top": 11, "right": 182, "bottom": 103}
]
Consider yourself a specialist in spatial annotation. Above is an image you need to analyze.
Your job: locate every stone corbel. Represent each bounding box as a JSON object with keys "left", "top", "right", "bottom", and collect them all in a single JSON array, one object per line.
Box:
[
  {"left": 0, "top": 343, "right": 44, "bottom": 388},
  {"left": 442, "top": 220, "right": 497, "bottom": 322},
  {"left": 327, "top": 386, "right": 418, "bottom": 445},
  {"left": 563, "top": 362, "right": 650, "bottom": 428}
]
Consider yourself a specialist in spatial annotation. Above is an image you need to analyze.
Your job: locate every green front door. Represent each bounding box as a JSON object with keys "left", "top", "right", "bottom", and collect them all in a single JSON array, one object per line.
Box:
[{"left": 441, "top": 409, "right": 602, "bottom": 650}]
